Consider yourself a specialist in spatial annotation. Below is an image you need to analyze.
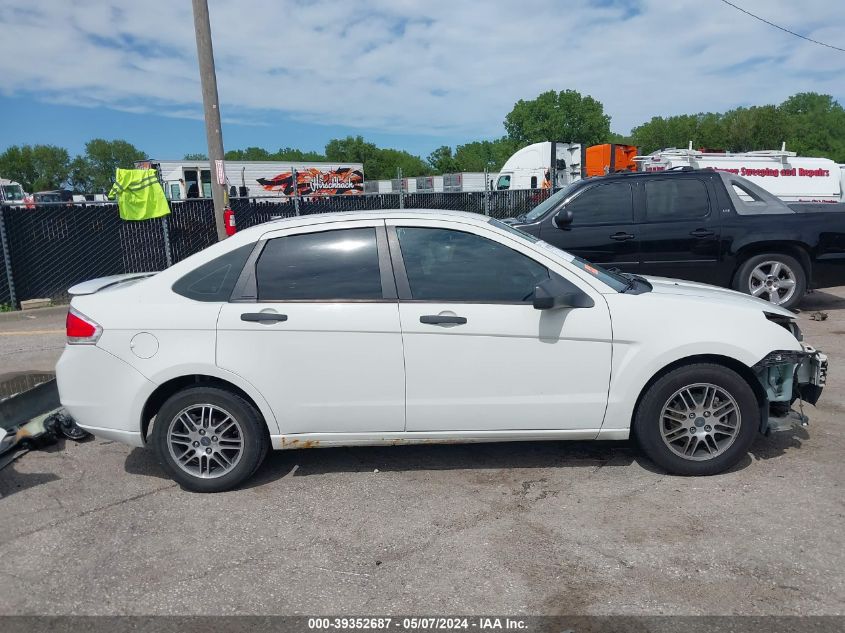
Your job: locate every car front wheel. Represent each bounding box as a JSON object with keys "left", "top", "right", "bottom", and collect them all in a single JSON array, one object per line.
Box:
[
  {"left": 633, "top": 363, "right": 759, "bottom": 476},
  {"left": 152, "top": 386, "right": 269, "bottom": 492}
]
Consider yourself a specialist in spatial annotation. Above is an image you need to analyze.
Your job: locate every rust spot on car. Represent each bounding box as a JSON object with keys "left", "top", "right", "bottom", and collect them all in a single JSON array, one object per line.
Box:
[{"left": 280, "top": 437, "right": 319, "bottom": 449}]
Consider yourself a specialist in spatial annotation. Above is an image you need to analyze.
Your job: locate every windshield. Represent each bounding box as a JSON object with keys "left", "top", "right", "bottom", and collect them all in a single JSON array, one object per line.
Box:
[
  {"left": 533, "top": 240, "right": 630, "bottom": 292},
  {"left": 487, "top": 217, "right": 541, "bottom": 243},
  {"left": 521, "top": 182, "right": 579, "bottom": 223},
  {"left": 2, "top": 185, "right": 24, "bottom": 201}
]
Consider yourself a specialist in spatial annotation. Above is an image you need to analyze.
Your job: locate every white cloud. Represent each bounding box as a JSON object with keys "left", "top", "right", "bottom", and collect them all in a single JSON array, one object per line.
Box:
[{"left": 0, "top": 0, "right": 843, "bottom": 139}]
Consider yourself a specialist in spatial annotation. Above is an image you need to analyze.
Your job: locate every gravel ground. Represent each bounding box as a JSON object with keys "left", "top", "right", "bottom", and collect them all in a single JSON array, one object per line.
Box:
[{"left": 0, "top": 291, "right": 843, "bottom": 615}]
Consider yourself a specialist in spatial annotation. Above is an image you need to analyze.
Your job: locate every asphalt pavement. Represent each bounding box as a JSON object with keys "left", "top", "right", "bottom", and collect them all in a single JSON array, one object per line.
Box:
[{"left": 0, "top": 292, "right": 843, "bottom": 615}]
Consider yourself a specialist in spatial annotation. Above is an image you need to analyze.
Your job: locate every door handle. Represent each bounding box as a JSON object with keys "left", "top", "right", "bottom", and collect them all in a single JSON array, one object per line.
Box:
[
  {"left": 690, "top": 229, "right": 715, "bottom": 238},
  {"left": 610, "top": 232, "right": 635, "bottom": 241},
  {"left": 240, "top": 312, "right": 288, "bottom": 323},
  {"left": 420, "top": 315, "right": 467, "bottom": 325}
]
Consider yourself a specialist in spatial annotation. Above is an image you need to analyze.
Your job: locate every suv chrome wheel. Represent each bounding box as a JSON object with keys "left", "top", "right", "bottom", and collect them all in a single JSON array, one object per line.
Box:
[
  {"left": 166, "top": 404, "right": 244, "bottom": 479},
  {"left": 748, "top": 260, "right": 797, "bottom": 305},
  {"left": 660, "top": 383, "right": 741, "bottom": 461}
]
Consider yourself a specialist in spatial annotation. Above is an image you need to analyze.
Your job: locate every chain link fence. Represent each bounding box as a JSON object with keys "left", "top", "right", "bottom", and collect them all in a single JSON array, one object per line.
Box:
[
  {"left": 0, "top": 188, "right": 553, "bottom": 309},
  {"left": 0, "top": 211, "right": 12, "bottom": 309}
]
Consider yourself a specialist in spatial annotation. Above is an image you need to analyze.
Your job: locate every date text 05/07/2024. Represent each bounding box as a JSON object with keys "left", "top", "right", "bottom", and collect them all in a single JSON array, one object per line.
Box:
[{"left": 307, "top": 617, "right": 528, "bottom": 630}]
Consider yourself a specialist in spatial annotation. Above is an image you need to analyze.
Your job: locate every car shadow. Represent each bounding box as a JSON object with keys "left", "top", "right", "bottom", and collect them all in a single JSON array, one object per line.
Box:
[
  {"left": 124, "top": 440, "right": 639, "bottom": 486},
  {"left": 797, "top": 289, "right": 845, "bottom": 312},
  {"left": 123, "top": 430, "right": 809, "bottom": 490},
  {"left": 749, "top": 426, "right": 810, "bottom": 461},
  {"left": 0, "top": 439, "right": 66, "bottom": 498},
  {"left": 244, "top": 441, "right": 646, "bottom": 489}
]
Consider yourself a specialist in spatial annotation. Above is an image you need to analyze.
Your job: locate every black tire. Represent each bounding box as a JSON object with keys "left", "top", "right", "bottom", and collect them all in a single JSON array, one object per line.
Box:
[
  {"left": 733, "top": 253, "right": 806, "bottom": 310},
  {"left": 633, "top": 363, "right": 759, "bottom": 476},
  {"left": 152, "top": 386, "right": 269, "bottom": 492}
]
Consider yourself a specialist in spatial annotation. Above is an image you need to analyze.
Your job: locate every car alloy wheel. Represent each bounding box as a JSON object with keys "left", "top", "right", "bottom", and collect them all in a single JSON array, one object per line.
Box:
[
  {"left": 748, "top": 260, "right": 797, "bottom": 306},
  {"left": 659, "top": 383, "right": 741, "bottom": 461},
  {"left": 166, "top": 404, "right": 244, "bottom": 479}
]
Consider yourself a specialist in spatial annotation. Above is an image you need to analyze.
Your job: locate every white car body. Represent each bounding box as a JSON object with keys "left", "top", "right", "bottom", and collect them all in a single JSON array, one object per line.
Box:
[{"left": 56, "top": 210, "right": 811, "bottom": 457}]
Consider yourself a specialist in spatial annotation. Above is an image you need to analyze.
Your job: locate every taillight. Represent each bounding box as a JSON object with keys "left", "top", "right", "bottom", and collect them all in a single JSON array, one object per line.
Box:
[{"left": 66, "top": 307, "right": 102, "bottom": 345}]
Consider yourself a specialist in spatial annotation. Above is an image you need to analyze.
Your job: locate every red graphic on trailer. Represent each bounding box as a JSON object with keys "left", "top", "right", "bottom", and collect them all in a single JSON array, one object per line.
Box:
[{"left": 256, "top": 167, "right": 364, "bottom": 196}]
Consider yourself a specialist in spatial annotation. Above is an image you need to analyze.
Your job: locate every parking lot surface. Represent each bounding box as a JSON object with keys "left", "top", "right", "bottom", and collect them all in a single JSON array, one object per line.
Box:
[{"left": 0, "top": 291, "right": 843, "bottom": 615}]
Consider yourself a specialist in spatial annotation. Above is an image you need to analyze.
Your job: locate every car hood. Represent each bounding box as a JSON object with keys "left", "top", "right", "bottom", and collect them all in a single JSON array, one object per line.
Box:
[{"left": 643, "top": 276, "right": 795, "bottom": 318}]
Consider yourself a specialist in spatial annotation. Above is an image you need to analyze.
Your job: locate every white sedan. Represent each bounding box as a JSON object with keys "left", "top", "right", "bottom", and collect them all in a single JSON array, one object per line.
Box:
[{"left": 56, "top": 210, "right": 827, "bottom": 492}]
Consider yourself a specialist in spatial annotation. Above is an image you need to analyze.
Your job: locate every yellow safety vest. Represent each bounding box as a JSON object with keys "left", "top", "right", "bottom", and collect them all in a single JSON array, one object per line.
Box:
[{"left": 109, "top": 168, "right": 170, "bottom": 221}]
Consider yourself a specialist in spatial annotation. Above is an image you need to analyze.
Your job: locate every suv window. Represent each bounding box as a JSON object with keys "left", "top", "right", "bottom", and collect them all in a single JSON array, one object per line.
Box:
[
  {"left": 256, "top": 228, "right": 382, "bottom": 300},
  {"left": 396, "top": 227, "right": 549, "bottom": 302},
  {"left": 645, "top": 179, "right": 710, "bottom": 221},
  {"left": 566, "top": 181, "right": 633, "bottom": 225}
]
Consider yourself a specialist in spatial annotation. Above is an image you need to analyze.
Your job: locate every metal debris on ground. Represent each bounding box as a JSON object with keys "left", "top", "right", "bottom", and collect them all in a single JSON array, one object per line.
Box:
[
  {"left": 810, "top": 311, "right": 829, "bottom": 321},
  {"left": 0, "top": 372, "right": 91, "bottom": 469}
]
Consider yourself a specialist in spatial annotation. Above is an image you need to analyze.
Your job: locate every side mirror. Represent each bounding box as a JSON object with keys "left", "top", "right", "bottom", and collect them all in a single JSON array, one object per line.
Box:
[
  {"left": 533, "top": 276, "right": 594, "bottom": 310},
  {"left": 553, "top": 207, "right": 574, "bottom": 229}
]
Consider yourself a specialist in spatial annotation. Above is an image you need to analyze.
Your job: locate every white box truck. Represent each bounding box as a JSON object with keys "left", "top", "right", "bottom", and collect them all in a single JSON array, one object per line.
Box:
[
  {"left": 442, "top": 172, "right": 498, "bottom": 192},
  {"left": 138, "top": 160, "right": 364, "bottom": 199},
  {"left": 635, "top": 145, "right": 844, "bottom": 202}
]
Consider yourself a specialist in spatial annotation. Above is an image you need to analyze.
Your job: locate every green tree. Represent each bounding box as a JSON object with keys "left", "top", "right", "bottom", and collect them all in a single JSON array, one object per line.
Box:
[
  {"left": 324, "top": 136, "right": 429, "bottom": 179},
  {"left": 224, "top": 146, "right": 270, "bottom": 161},
  {"left": 608, "top": 131, "right": 634, "bottom": 145},
  {"left": 271, "top": 147, "right": 325, "bottom": 161},
  {"left": 779, "top": 93, "right": 845, "bottom": 162},
  {"left": 427, "top": 145, "right": 459, "bottom": 173},
  {"left": 183, "top": 152, "right": 208, "bottom": 160},
  {"left": 0, "top": 144, "right": 70, "bottom": 191},
  {"left": 83, "top": 139, "right": 145, "bottom": 192},
  {"left": 504, "top": 89, "right": 611, "bottom": 146},
  {"left": 368, "top": 148, "right": 430, "bottom": 179},
  {"left": 454, "top": 138, "right": 520, "bottom": 172},
  {"left": 627, "top": 94, "right": 845, "bottom": 161},
  {"left": 631, "top": 112, "right": 727, "bottom": 154},
  {"left": 67, "top": 155, "right": 93, "bottom": 192}
]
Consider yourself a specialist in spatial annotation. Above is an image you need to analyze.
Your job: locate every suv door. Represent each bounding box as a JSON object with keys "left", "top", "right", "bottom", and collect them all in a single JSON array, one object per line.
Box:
[
  {"left": 216, "top": 220, "right": 406, "bottom": 434},
  {"left": 637, "top": 177, "right": 721, "bottom": 283},
  {"left": 538, "top": 180, "right": 639, "bottom": 272},
  {"left": 388, "top": 219, "right": 612, "bottom": 433}
]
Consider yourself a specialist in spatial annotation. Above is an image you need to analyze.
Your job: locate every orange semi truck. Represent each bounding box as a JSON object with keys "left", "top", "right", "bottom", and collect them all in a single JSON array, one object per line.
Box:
[{"left": 495, "top": 142, "right": 638, "bottom": 190}]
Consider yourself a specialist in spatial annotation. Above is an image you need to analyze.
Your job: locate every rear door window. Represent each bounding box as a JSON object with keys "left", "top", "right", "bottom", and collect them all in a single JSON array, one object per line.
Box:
[
  {"left": 645, "top": 179, "right": 710, "bottom": 221},
  {"left": 256, "top": 228, "right": 382, "bottom": 300}
]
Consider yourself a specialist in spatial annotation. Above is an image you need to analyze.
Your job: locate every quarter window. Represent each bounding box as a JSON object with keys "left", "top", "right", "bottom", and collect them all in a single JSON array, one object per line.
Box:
[
  {"left": 256, "top": 228, "right": 382, "bottom": 300},
  {"left": 173, "top": 243, "right": 254, "bottom": 302},
  {"left": 645, "top": 179, "right": 710, "bottom": 221},
  {"left": 396, "top": 227, "right": 549, "bottom": 302},
  {"left": 566, "top": 181, "right": 633, "bottom": 225}
]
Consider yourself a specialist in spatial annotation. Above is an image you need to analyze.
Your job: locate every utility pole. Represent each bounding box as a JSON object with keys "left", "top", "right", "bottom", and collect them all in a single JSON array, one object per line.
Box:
[{"left": 192, "top": 0, "right": 227, "bottom": 241}]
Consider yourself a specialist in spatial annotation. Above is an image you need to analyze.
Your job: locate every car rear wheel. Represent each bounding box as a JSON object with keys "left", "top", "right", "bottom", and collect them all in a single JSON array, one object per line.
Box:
[
  {"left": 734, "top": 253, "right": 806, "bottom": 310},
  {"left": 633, "top": 363, "right": 759, "bottom": 476},
  {"left": 152, "top": 386, "right": 269, "bottom": 492}
]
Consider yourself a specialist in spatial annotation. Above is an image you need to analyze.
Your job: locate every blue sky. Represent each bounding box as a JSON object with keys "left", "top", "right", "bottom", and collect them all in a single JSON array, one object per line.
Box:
[{"left": 0, "top": 0, "right": 843, "bottom": 161}]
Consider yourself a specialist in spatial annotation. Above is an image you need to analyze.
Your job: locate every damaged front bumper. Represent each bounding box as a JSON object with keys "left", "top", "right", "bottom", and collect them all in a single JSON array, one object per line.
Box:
[{"left": 754, "top": 345, "right": 828, "bottom": 434}]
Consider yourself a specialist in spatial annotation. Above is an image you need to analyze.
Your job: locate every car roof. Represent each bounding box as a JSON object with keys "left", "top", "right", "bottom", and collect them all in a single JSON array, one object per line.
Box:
[
  {"left": 237, "top": 208, "right": 494, "bottom": 237},
  {"left": 597, "top": 168, "right": 718, "bottom": 181}
]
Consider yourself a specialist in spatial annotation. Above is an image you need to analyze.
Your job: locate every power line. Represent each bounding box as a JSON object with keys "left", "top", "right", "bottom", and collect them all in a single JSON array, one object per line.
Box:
[{"left": 718, "top": 0, "right": 845, "bottom": 53}]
